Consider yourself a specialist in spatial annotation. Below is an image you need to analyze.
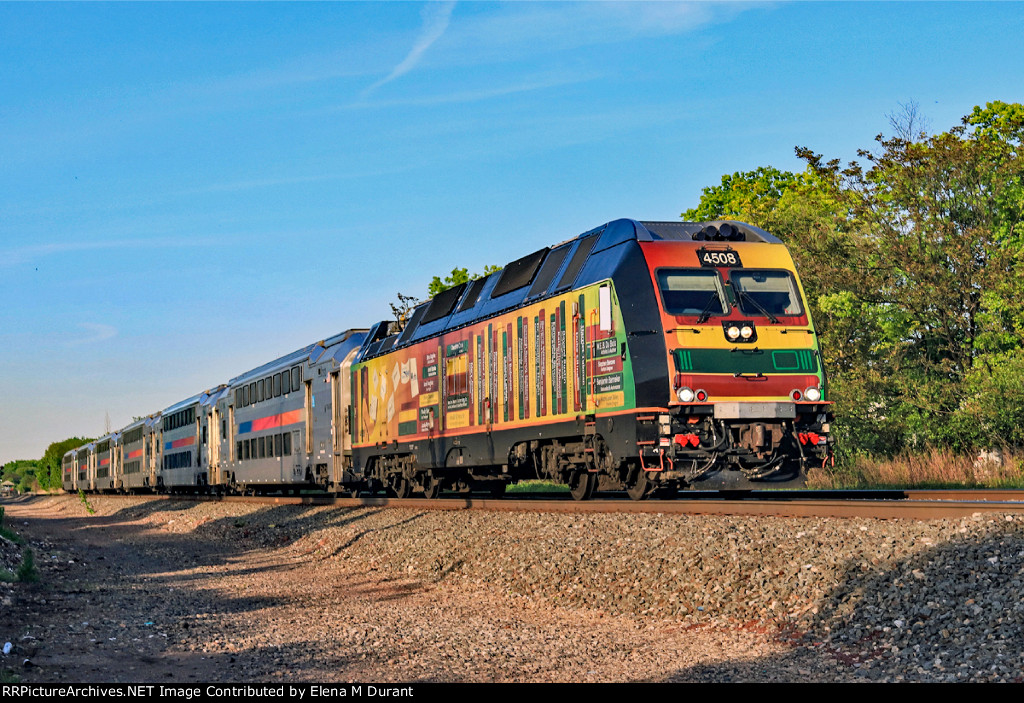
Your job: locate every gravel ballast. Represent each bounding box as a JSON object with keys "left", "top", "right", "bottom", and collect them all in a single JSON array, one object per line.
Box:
[{"left": 1, "top": 494, "right": 1022, "bottom": 682}]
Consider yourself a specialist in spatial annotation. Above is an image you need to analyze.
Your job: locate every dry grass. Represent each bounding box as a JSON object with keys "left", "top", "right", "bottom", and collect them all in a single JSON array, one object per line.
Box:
[{"left": 807, "top": 447, "right": 1024, "bottom": 489}]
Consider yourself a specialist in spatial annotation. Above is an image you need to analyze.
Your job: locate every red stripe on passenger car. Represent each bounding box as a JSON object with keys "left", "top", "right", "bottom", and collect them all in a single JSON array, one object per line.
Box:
[{"left": 251, "top": 409, "right": 303, "bottom": 432}]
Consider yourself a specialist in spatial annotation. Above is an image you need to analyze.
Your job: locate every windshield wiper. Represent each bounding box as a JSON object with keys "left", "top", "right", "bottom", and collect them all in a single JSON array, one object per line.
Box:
[
  {"left": 695, "top": 293, "right": 724, "bottom": 323},
  {"left": 737, "top": 290, "right": 779, "bottom": 323}
]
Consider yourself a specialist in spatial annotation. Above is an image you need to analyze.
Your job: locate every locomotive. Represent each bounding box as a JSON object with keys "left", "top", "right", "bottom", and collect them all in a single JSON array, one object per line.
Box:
[{"left": 63, "top": 219, "right": 832, "bottom": 500}]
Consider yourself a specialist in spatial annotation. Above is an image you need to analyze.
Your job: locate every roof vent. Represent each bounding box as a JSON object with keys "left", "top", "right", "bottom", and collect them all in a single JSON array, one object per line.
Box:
[{"left": 693, "top": 223, "right": 745, "bottom": 242}]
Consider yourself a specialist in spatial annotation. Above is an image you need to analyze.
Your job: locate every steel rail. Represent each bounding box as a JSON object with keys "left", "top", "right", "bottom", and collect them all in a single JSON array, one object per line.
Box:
[
  {"left": 327, "top": 496, "right": 1024, "bottom": 519},
  {"left": 141, "top": 491, "right": 1024, "bottom": 520}
]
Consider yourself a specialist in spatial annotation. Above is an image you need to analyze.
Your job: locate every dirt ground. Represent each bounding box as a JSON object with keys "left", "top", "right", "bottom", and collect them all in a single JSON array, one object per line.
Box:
[{"left": 0, "top": 494, "right": 845, "bottom": 683}]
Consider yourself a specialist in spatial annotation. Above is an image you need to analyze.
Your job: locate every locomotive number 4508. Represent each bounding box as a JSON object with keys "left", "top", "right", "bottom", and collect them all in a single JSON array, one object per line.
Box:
[{"left": 697, "top": 248, "right": 743, "bottom": 268}]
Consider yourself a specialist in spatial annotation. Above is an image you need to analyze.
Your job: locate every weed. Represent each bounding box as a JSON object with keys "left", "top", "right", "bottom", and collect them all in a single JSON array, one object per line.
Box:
[
  {"left": 78, "top": 489, "right": 95, "bottom": 515},
  {"left": 0, "top": 506, "right": 23, "bottom": 546},
  {"left": 16, "top": 547, "right": 38, "bottom": 583},
  {"left": 506, "top": 480, "right": 569, "bottom": 494}
]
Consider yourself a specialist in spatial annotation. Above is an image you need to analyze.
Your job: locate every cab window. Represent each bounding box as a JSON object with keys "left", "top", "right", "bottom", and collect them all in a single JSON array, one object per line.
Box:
[
  {"left": 729, "top": 270, "right": 804, "bottom": 317},
  {"left": 656, "top": 269, "right": 728, "bottom": 318}
]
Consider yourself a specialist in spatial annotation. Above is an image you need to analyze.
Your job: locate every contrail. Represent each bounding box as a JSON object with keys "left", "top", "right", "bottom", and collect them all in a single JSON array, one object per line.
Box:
[{"left": 365, "top": 1, "right": 455, "bottom": 93}]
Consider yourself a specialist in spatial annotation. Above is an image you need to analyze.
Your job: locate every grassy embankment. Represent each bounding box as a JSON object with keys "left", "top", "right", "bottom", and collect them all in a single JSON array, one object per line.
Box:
[
  {"left": 808, "top": 448, "right": 1024, "bottom": 489},
  {"left": 512, "top": 449, "right": 1024, "bottom": 492},
  {"left": 12, "top": 448, "right": 1023, "bottom": 496}
]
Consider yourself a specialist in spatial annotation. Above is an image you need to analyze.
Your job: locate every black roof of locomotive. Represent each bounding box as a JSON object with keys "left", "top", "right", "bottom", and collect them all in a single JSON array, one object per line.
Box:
[{"left": 358, "top": 218, "right": 779, "bottom": 360}]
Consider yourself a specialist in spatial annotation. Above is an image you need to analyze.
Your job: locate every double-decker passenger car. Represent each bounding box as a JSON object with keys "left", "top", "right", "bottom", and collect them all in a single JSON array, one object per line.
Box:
[
  {"left": 159, "top": 395, "right": 201, "bottom": 491},
  {"left": 76, "top": 446, "right": 90, "bottom": 491},
  {"left": 134, "top": 328, "right": 368, "bottom": 494},
  {"left": 92, "top": 435, "right": 116, "bottom": 492},
  {"left": 117, "top": 418, "right": 151, "bottom": 491},
  {"left": 62, "top": 449, "right": 78, "bottom": 493},
  {"left": 211, "top": 329, "right": 366, "bottom": 493}
]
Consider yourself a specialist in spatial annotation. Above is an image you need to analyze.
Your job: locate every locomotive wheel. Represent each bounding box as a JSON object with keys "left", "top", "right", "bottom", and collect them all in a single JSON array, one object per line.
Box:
[
  {"left": 387, "top": 475, "right": 413, "bottom": 499},
  {"left": 568, "top": 471, "right": 595, "bottom": 501},
  {"left": 656, "top": 482, "right": 680, "bottom": 500},
  {"left": 423, "top": 476, "right": 443, "bottom": 499},
  {"left": 626, "top": 470, "right": 656, "bottom": 501}
]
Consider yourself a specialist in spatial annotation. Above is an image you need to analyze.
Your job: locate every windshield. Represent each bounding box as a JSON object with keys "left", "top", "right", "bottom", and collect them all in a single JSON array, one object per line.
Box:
[
  {"left": 730, "top": 270, "right": 804, "bottom": 317},
  {"left": 657, "top": 269, "right": 728, "bottom": 318}
]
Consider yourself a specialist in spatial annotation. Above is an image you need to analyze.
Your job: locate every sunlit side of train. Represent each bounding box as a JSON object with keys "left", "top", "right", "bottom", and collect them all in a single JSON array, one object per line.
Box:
[{"left": 63, "top": 219, "right": 832, "bottom": 500}]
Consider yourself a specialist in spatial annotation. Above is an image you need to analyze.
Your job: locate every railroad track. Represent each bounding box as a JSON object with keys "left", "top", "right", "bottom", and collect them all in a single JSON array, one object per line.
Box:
[{"left": 142, "top": 489, "right": 1024, "bottom": 520}]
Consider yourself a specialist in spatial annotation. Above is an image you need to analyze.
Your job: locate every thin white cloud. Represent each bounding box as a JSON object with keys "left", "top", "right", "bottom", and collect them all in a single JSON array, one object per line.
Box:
[
  {"left": 391, "top": 4, "right": 772, "bottom": 85},
  {"left": 0, "top": 238, "right": 220, "bottom": 268},
  {"left": 364, "top": 1, "right": 456, "bottom": 94},
  {"left": 69, "top": 323, "right": 118, "bottom": 346},
  {"left": 436, "top": 2, "right": 734, "bottom": 60},
  {"left": 347, "top": 72, "right": 598, "bottom": 110},
  {"left": 179, "top": 162, "right": 426, "bottom": 196}
]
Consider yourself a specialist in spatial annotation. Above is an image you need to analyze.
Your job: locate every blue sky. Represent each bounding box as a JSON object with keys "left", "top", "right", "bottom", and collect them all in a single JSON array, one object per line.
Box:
[{"left": 2, "top": 1, "right": 1022, "bottom": 462}]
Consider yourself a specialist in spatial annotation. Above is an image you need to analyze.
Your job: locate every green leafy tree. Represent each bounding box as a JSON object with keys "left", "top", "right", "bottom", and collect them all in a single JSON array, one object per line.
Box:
[
  {"left": 682, "top": 101, "right": 1024, "bottom": 457},
  {"left": 2, "top": 460, "right": 40, "bottom": 494},
  {"left": 682, "top": 166, "right": 805, "bottom": 226},
  {"left": 36, "top": 437, "right": 93, "bottom": 491},
  {"left": 428, "top": 265, "right": 502, "bottom": 297},
  {"left": 391, "top": 265, "right": 502, "bottom": 332},
  {"left": 801, "top": 102, "right": 1024, "bottom": 450}
]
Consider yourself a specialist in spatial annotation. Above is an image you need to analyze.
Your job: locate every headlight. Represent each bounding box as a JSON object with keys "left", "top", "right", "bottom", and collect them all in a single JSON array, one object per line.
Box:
[
  {"left": 677, "top": 387, "right": 695, "bottom": 402},
  {"left": 740, "top": 325, "right": 754, "bottom": 339},
  {"left": 726, "top": 325, "right": 740, "bottom": 340},
  {"left": 804, "top": 386, "right": 822, "bottom": 402}
]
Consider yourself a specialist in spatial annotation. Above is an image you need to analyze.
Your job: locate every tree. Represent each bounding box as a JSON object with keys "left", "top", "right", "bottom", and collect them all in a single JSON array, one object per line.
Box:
[
  {"left": 681, "top": 166, "right": 804, "bottom": 227},
  {"left": 428, "top": 265, "right": 502, "bottom": 297},
  {"left": 390, "top": 265, "right": 502, "bottom": 332},
  {"left": 682, "top": 101, "right": 1024, "bottom": 455},
  {"left": 886, "top": 99, "right": 931, "bottom": 142},
  {"left": 2, "top": 460, "right": 40, "bottom": 493},
  {"left": 36, "top": 436, "right": 94, "bottom": 491},
  {"left": 799, "top": 102, "right": 1024, "bottom": 449},
  {"left": 388, "top": 291, "right": 421, "bottom": 332}
]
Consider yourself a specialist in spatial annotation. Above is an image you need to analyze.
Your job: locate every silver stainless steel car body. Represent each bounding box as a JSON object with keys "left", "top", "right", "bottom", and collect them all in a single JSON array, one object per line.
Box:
[
  {"left": 143, "top": 413, "right": 161, "bottom": 488},
  {"left": 158, "top": 394, "right": 202, "bottom": 490},
  {"left": 62, "top": 449, "right": 77, "bottom": 492},
  {"left": 66, "top": 328, "right": 367, "bottom": 495},
  {"left": 218, "top": 329, "right": 367, "bottom": 491},
  {"left": 305, "top": 329, "right": 365, "bottom": 490},
  {"left": 118, "top": 418, "right": 151, "bottom": 491},
  {"left": 93, "top": 435, "right": 116, "bottom": 492},
  {"left": 78, "top": 445, "right": 92, "bottom": 491}
]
